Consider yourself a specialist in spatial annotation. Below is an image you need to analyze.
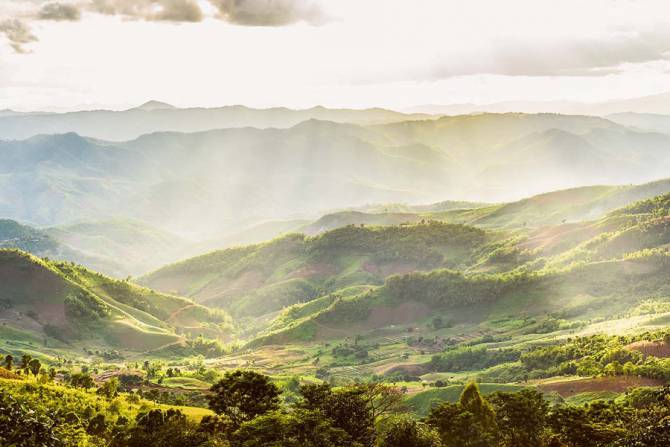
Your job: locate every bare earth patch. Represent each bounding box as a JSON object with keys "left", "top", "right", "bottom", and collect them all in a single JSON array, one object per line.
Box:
[
  {"left": 626, "top": 340, "right": 670, "bottom": 358},
  {"left": 538, "top": 376, "right": 664, "bottom": 398}
]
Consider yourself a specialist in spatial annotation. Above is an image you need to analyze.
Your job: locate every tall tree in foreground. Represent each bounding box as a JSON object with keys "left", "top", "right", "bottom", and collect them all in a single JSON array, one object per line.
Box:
[
  {"left": 427, "top": 382, "right": 498, "bottom": 447},
  {"left": 299, "top": 383, "right": 377, "bottom": 447},
  {"left": 378, "top": 416, "right": 442, "bottom": 447},
  {"left": 489, "top": 389, "right": 548, "bottom": 447},
  {"left": 208, "top": 370, "right": 281, "bottom": 428}
]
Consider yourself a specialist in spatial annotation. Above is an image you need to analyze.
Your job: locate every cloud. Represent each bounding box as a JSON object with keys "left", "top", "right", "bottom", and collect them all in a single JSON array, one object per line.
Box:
[
  {"left": 0, "top": 19, "right": 38, "bottom": 53},
  {"left": 90, "top": 0, "right": 203, "bottom": 22},
  {"left": 1, "top": 0, "right": 328, "bottom": 52},
  {"left": 210, "top": 0, "right": 326, "bottom": 26},
  {"left": 38, "top": 2, "right": 81, "bottom": 21},
  {"left": 429, "top": 30, "right": 670, "bottom": 79}
]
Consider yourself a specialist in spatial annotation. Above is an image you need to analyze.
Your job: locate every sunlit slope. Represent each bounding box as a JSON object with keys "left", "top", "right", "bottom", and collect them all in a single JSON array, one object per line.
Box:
[
  {"left": 297, "top": 177, "right": 670, "bottom": 234},
  {"left": 251, "top": 250, "right": 670, "bottom": 347},
  {"left": 139, "top": 222, "right": 493, "bottom": 317},
  {"left": 249, "top": 193, "right": 670, "bottom": 346},
  {"left": 0, "top": 249, "right": 229, "bottom": 352}
]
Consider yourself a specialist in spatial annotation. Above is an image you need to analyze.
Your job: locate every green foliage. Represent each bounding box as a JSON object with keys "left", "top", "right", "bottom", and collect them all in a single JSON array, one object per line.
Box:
[
  {"left": 610, "top": 193, "right": 670, "bottom": 218},
  {"left": 427, "top": 383, "right": 498, "bottom": 447},
  {"left": 2, "top": 372, "right": 670, "bottom": 447},
  {"left": 208, "top": 370, "right": 282, "bottom": 427},
  {"left": 428, "top": 346, "right": 520, "bottom": 372},
  {"left": 70, "top": 373, "right": 95, "bottom": 389},
  {"left": 234, "top": 409, "right": 351, "bottom": 447},
  {"left": 64, "top": 290, "right": 111, "bottom": 323},
  {"left": 489, "top": 389, "right": 548, "bottom": 447},
  {"left": 122, "top": 408, "right": 214, "bottom": 447},
  {"left": 518, "top": 332, "right": 670, "bottom": 381},
  {"left": 378, "top": 416, "right": 442, "bottom": 447},
  {"left": 298, "top": 383, "right": 376, "bottom": 447}
]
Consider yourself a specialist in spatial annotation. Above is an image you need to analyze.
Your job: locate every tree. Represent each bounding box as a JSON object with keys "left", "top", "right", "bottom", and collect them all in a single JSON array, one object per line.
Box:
[
  {"left": 358, "top": 383, "right": 406, "bottom": 421},
  {"left": 125, "top": 409, "right": 209, "bottom": 447},
  {"left": 20, "top": 354, "right": 31, "bottom": 374},
  {"left": 460, "top": 382, "right": 497, "bottom": 430},
  {"left": 427, "top": 383, "right": 498, "bottom": 447},
  {"left": 547, "top": 406, "right": 620, "bottom": 447},
  {"left": 4, "top": 354, "right": 13, "bottom": 371},
  {"left": 208, "top": 370, "right": 281, "bottom": 427},
  {"left": 298, "top": 383, "right": 376, "bottom": 447},
  {"left": 490, "top": 389, "right": 548, "bottom": 447},
  {"left": 97, "top": 378, "right": 119, "bottom": 399},
  {"left": 234, "top": 409, "right": 351, "bottom": 447},
  {"left": 70, "top": 373, "right": 95, "bottom": 389},
  {"left": 28, "top": 359, "right": 41, "bottom": 377},
  {"left": 0, "top": 391, "right": 61, "bottom": 447},
  {"left": 378, "top": 417, "right": 442, "bottom": 447}
]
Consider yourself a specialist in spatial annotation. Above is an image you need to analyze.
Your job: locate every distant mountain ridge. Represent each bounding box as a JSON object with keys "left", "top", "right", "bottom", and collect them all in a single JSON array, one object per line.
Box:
[
  {"left": 0, "top": 103, "right": 434, "bottom": 141},
  {"left": 1, "top": 112, "right": 670, "bottom": 278},
  {"left": 405, "top": 91, "right": 670, "bottom": 116}
]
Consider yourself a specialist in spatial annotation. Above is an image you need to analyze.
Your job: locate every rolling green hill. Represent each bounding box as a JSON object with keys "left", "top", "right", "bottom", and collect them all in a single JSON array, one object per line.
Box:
[
  {"left": 241, "top": 192, "right": 670, "bottom": 347},
  {"left": 140, "top": 222, "right": 493, "bottom": 318},
  {"left": 0, "top": 249, "right": 231, "bottom": 356},
  {"left": 321, "top": 177, "right": 670, "bottom": 231}
]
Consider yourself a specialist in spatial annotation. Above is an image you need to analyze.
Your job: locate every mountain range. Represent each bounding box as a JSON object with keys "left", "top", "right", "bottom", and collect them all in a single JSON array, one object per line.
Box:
[{"left": 2, "top": 112, "right": 670, "bottom": 245}]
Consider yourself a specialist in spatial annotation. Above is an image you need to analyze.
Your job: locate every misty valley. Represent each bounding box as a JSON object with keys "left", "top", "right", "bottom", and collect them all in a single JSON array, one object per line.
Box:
[
  {"left": 3, "top": 1, "right": 670, "bottom": 444},
  {"left": 1, "top": 102, "right": 670, "bottom": 446}
]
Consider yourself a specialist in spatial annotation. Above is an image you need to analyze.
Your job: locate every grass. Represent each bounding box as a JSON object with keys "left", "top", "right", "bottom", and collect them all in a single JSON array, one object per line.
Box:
[
  {"left": 161, "top": 376, "right": 211, "bottom": 390},
  {"left": 565, "top": 391, "right": 619, "bottom": 406},
  {"left": 406, "top": 383, "right": 528, "bottom": 416}
]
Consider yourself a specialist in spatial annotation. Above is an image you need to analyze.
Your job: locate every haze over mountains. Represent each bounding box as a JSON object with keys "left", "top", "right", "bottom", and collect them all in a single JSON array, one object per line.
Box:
[
  {"left": 405, "top": 91, "right": 670, "bottom": 116},
  {"left": 0, "top": 102, "right": 433, "bottom": 141},
  {"left": 1, "top": 101, "right": 670, "bottom": 281},
  {"left": 2, "top": 107, "right": 670, "bottom": 234}
]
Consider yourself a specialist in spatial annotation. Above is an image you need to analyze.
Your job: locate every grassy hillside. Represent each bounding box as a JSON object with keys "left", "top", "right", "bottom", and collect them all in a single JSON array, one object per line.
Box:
[
  {"left": 247, "top": 192, "right": 670, "bottom": 347},
  {"left": 140, "top": 222, "right": 493, "bottom": 318},
  {"left": 0, "top": 249, "right": 231, "bottom": 356},
  {"left": 299, "top": 177, "right": 670, "bottom": 238}
]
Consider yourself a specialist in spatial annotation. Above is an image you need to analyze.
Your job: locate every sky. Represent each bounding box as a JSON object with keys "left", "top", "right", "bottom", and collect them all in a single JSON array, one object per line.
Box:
[{"left": 1, "top": 0, "right": 670, "bottom": 111}]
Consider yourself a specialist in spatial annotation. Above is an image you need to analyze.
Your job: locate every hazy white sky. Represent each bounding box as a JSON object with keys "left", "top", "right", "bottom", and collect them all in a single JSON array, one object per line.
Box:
[{"left": 1, "top": 0, "right": 670, "bottom": 111}]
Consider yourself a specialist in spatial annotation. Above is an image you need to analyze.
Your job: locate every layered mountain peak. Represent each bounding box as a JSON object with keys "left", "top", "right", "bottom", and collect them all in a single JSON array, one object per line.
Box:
[{"left": 133, "top": 100, "right": 177, "bottom": 111}]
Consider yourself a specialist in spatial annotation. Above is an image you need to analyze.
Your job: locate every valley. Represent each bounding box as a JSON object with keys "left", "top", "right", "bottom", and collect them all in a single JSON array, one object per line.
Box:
[{"left": 2, "top": 107, "right": 670, "bottom": 447}]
